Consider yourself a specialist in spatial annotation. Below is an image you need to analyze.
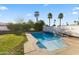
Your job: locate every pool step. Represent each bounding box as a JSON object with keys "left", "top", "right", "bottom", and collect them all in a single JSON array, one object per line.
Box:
[{"left": 41, "top": 40, "right": 66, "bottom": 51}]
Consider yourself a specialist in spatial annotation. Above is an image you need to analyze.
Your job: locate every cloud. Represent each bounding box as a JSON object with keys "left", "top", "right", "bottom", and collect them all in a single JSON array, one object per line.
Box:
[
  {"left": 75, "top": 7, "right": 79, "bottom": 9},
  {"left": 73, "top": 7, "right": 79, "bottom": 10},
  {"left": 0, "top": 6, "right": 8, "bottom": 11},
  {"left": 43, "top": 4, "right": 49, "bottom": 7},
  {"left": 72, "top": 11, "right": 78, "bottom": 14},
  {"left": 26, "top": 13, "right": 32, "bottom": 17},
  {"left": 72, "top": 7, "right": 79, "bottom": 15}
]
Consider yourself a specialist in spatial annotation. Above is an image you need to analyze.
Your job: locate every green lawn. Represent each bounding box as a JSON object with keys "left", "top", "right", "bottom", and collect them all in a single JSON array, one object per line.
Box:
[{"left": 0, "top": 34, "right": 27, "bottom": 55}]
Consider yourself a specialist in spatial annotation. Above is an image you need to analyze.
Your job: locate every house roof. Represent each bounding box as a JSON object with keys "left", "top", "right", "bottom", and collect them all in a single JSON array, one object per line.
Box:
[
  {"left": 0, "top": 26, "right": 9, "bottom": 31},
  {"left": 0, "top": 22, "right": 9, "bottom": 31},
  {"left": 0, "top": 22, "right": 8, "bottom": 26}
]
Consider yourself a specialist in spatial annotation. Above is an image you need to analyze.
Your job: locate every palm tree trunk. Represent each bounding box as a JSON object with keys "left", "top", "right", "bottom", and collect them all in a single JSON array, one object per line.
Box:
[
  {"left": 60, "top": 19, "right": 61, "bottom": 26},
  {"left": 49, "top": 19, "right": 50, "bottom": 26},
  {"left": 36, "top": 17, "right": 38, "bottom": 22}
]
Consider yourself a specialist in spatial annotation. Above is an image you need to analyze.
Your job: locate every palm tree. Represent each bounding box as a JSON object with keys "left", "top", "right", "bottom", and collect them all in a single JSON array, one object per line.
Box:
[
  {"left": 58, "top": 13, "right": 64, "bottom": 26},
  {"left": 48, "top": 13, "right": 52, "bottom": 26},
  {"left": 34, "top": 11, "right": 39, "bottom": 22},
  {"left": 66, "top": 22, "right": 69, "bottom": 26},
  {"left": 53, "top": 19, "right": 56, "bottom": 26},
  {"left": 74, "top": 20, "right": 77, "bottom": 24}
]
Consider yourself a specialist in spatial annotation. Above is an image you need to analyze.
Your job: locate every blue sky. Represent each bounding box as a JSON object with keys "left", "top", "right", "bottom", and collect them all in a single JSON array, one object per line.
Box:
[{"left": 0, "top": 4, "right": 79, "bottom": 25}]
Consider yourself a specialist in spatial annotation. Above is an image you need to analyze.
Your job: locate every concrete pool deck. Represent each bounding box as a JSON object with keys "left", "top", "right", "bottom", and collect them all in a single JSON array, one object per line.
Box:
[
  {"left": 24, "top": 33, "right": 79, "bottom": 55},
  {"left": 56, "top": 37, "right": 79, "bottom": 55}
]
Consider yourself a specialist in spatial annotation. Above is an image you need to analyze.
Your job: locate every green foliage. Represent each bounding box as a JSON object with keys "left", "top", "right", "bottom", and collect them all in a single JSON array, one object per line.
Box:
[
  {"left": 7, "top": 17, "right": 45, "bottom": 32},
  {"left": 34, "top": 11, "right": 39, "bottom": 17},
  {"left": 37, "top": 20, "right": 45, "bottom": 25},
  {"left": 58, "top": 13, "right": 64, "bottom": 26},
  {"left": 48, "top": 13, "right": 52, "bottom": 26},
  {"left": 26, "top": 20, "right": 45, "bottom": 31},
  {"left": 34, "top": 23, "right": 42, "bottom": 31},
  {"left": 74, "top": 20, "right": 79, "bottom": 25},
  {"left": 15, "top": 17, "right": 25, "bottom": 24},
  {"left": 34, "top": 20, "right": 45, "bottom": 31},
  {"left": 7, "top": 23, "right": 27, "bottom": 34},
  {"left": 48, "top": 13, "right": 52, "bottom": 19},
  {"left": 58, "top": 13, "right": 64, "bottom": 19},
  {"left": 7, "top": 18, "right": 28, "bottom": 34},
  {"left": 27, "top": 20, "right": 35, "bottom": 30},
  {"left": 34, "top": 11, "right": 39, "bottom": 21}
]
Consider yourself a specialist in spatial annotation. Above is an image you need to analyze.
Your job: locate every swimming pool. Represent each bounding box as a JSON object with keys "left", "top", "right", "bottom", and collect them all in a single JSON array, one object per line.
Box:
[{"left": 31, "top": 32, "right": 66, "bottom": 51}]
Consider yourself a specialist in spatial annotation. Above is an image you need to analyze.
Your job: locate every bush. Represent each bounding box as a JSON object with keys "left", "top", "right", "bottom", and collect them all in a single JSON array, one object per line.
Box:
[
  {"left": 27, "top": 20, "right": 35, "bottom": 28},
  {"left": 7, "top": 19, "right": 45, "bottom": 33},
  {"left": 34, "top": 20, "right": 45, "bottom": 31},
  {"left": 7, "top": 23, "right": 27, "bottom": 35}
]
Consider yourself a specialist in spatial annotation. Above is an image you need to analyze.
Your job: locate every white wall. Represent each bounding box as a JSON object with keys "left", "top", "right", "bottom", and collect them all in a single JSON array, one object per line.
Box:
[{"left": 43, "top": 25, "right": 79, "bottom": 37}]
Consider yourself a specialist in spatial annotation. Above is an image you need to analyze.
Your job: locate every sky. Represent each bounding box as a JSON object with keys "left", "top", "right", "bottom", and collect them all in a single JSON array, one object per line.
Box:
[{"left": 0, "top": 4, "right": 79, "bottom": 25}]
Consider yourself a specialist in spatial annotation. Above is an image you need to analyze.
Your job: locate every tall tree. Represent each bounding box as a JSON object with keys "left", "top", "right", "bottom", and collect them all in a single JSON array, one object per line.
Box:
[
  {"left": 66, "top": 22, "right": 69, "bottom": 26},
  {"left": 34, "top": 20, "right": 45, "bottom": 31},
  {"left": 38, "top": 20, "right": 45, "bottom": 26},
  {"left": 27, "top": 20, "right": 34, "bottom": 28},
  {"left": 34, "top": 11, "right": 39, "bottom": 22},
  {"left": 53, "top": 19, "right": 56, "bottom": 26},
  {"left": 58, "top": 13, "right": 64, "bottom": 26},
  {"left": 74, "top": 20, "right": 77, "bottom": 24},
  {"left": 48, "top": 13, "right": 52, "bottom": 26}
]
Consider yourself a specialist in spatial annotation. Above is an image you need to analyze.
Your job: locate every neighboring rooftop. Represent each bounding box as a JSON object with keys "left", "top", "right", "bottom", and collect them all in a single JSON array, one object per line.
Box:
[
  {"left": 0, "top": 22, "right": 8, "bottom": 26},
  {"left": 0, "top": 22, "right": 9, "bottom": 31}
]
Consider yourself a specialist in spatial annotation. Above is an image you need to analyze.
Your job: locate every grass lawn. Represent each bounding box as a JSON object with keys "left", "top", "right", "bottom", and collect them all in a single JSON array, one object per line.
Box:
[{"left": 0, "top": 34, "right": 27, "bottom": 55}]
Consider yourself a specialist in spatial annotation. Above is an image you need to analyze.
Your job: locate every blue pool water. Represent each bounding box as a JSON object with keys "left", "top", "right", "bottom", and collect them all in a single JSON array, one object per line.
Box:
[{"left": 31, "top": 32, "right": 66, "bottom": 51}]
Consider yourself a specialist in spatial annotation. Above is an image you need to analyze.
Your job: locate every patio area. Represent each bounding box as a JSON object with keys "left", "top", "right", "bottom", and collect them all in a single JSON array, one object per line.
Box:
[
  {"left": 56, "top": 36, "right": 79, "bottom": 55},
  {"left": 24, "top": 33, "right": 79, "bottom": 55}
]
